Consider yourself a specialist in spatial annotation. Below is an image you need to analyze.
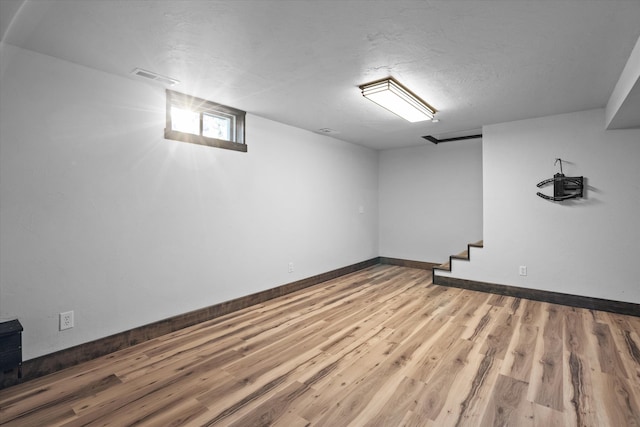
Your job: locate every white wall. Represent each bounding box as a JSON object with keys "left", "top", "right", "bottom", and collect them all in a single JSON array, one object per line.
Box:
[
  {"left": 439, "top": 109, "right": 640, "bottom": 304},
  {"left": 378, "top": 140, "right": 483, "bottom": 263},
  {"left": 0, "top": 44, "right": 379, "bottom": 360}
]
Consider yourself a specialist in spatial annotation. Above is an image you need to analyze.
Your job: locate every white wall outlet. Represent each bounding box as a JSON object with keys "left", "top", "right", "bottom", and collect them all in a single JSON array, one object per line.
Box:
[
  {"left": 359, "top": 205, "right": 364, "bottom": 214},
  {"left": 59, "top": 311, "right": 74, "bottom": 330},
  {"left": 288, "top": 262, "right": 294, "bottom": 273},
  {"left": 519, "top": 266, "right": 527, "bottom": 276}
]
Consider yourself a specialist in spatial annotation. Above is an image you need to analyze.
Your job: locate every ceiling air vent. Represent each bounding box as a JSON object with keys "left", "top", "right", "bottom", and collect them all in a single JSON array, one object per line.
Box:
[
  {"left": 316, "top": 128, "right": 340, "bottom": 136},
  {"left": 131, "top": 68, "right": 179, "bottom": 86}
]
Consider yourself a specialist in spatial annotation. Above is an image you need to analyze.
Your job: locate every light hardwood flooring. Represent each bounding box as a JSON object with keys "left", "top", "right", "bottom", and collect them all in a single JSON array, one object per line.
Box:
[{"left": 1, "top": 265, "right": 639, "bottom": 426}]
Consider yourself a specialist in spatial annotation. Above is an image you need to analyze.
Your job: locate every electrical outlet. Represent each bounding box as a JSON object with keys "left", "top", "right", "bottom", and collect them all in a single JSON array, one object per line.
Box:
[
  {"left": 60, "top": 311, "right": 74, "bottom": 330},
  {"left": 519, "top": 266, "right": 527, "bottom": 276},
  {"left": 288, "top": 262, "right": 294, "bottom": 273}
]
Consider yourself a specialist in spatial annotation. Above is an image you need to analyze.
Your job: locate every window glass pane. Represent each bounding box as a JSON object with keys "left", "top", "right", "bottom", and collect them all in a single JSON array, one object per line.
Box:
[
  {"left": 203, "top": 112, "right": 234, "bottom": 141},
  {"left": 165, "top": 90, "right": 246, "bottom": 152},
  {"left": 171, "top": 106, "right": 199, "bottom": 135}
]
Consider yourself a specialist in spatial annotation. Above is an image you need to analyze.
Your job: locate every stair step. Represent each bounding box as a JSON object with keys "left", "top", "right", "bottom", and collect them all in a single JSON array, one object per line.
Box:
[
  {"left": 452, "top": 250, "right": 468, "bottom": 259},
  {"left": 433, "top": 240, "right": 484, "bottom": 274}
]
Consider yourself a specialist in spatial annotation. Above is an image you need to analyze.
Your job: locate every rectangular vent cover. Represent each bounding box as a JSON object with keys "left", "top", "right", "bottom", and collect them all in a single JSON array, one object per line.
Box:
[{"left": 131, "top": 68, "right": 179, "bottom": 86}]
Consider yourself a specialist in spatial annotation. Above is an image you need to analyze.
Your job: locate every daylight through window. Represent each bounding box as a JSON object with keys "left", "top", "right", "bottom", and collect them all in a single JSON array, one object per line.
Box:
[{"left": 165, "top": 90, "right": 246, "bottom": 152}]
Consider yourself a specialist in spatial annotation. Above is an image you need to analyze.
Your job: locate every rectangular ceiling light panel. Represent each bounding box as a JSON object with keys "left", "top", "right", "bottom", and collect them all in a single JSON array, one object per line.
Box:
[{"left": 360, "top": 78, "right": 435, "bottom": 122}]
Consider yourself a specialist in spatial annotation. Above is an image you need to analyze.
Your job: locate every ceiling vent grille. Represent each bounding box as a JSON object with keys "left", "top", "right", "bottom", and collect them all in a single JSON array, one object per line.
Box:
[
  {"left": 131, "top": 68, "right": 179, "bottom": 86},
  {"left": 316, "top": 128, "right": 340, "bottom": 136}
]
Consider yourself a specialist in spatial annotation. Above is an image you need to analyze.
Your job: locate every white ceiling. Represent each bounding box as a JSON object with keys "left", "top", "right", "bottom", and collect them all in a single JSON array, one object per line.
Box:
[{"left": 2, "top": 0, "right": 639, "bottom": 150}]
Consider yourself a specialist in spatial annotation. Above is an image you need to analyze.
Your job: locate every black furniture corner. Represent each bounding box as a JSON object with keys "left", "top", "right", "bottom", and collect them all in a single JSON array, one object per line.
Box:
[{"left": 0, "top": 319, "right": 23, "bottom": 379}]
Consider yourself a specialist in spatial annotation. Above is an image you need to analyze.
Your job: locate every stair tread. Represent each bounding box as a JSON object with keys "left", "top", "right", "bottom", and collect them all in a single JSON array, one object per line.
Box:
[
  {"left": 452, "top": 250, "right": 469, "bottom": 259},
  {"left": 435, "top": 262, "right": 451, "bottom": 271}
]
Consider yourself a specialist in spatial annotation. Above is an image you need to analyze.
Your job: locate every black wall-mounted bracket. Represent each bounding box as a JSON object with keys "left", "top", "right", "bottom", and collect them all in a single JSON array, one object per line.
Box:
[{"left": 536, "top": 159, "right": 584, "bottom": 201}]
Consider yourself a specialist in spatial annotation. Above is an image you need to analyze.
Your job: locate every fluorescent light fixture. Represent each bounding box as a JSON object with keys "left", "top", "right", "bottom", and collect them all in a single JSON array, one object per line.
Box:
[{"left": 359, "top": 77, "right": 436, "bottom": 122}]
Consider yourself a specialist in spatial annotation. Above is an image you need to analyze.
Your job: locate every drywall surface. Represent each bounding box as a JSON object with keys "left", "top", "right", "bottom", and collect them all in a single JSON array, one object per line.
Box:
[
  {"left": 378, "top": 140, "right": 483, "bottom": 263},
  {"left": 606, "top": 35, "right": 640, "bottom": 129},
  {"left": 440, "top": 109, "right": 640, "bottom": 304},
  {"left": 0, "top": 44, "right": 378, "bottom": 359}
]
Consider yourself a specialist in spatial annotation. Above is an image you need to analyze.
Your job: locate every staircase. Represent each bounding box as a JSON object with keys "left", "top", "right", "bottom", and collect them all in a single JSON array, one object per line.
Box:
[{"left": 432, "top": 240, "right": 483, "bottom": 275}]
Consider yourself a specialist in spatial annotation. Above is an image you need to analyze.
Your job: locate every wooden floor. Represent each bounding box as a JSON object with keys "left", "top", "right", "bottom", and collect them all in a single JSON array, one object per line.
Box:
[{"left": 1, "top": 265, "right": 639, "bottom": 426}]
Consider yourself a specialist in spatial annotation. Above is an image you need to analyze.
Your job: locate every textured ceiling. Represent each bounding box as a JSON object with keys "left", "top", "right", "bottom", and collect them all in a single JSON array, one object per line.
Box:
[{"left": 2, "top": 0, "right": 640, "bottom": 149}]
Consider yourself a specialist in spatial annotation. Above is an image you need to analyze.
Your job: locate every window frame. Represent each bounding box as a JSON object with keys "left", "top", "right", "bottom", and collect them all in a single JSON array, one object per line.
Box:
[{"left": 164, "top": 89, "right": 247, "bottom": 152}]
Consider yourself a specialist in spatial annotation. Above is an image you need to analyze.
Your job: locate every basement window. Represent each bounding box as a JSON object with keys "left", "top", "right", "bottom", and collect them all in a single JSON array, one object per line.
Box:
[{"left": 165, "top": 90, "right": 246, "bottom": 152}]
